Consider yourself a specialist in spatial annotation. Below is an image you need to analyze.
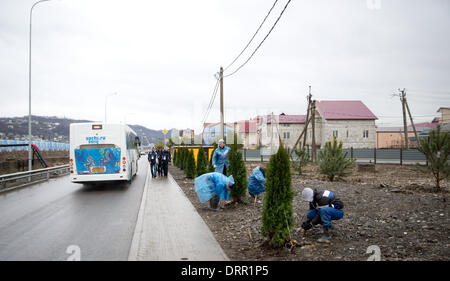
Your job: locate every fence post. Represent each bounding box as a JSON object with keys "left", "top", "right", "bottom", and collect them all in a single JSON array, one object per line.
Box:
[
  {"left": 374, "top": 147, "right": 377, "bottom": 165},
  {"left": 400, "top": 147, "right": 403, "bottom": 166},
  {"left": 244, "top": 149, "right": 247, "bottom": 162},
  {"left": 261, "top": 155, "right": 263, "bottom": 163},
  {"left": 351, "top": 147, "right": 353, "bottom": 160}
]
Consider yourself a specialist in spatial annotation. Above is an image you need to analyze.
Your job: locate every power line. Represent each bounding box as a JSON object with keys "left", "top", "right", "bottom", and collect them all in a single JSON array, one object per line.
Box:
[
  {"left": 223, "top": 0, "right": 279, "bottom": 72},
  {"left": 224, "top": 0, "right": 293, "bottom": 78},
  {"left": 201, "top": 78, "right": 220, "bottom": 128},
  {"left": 201, "top": 79, "right": 219, "bottom": 125},
  {"left": 407, "top": 88, "right": 450, "bottom": 95}
]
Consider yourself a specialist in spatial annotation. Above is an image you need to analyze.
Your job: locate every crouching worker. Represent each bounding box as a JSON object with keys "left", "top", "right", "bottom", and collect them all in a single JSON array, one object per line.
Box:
[
  {"left": 194, "top": 172, "right": 235, "bottom": 211},
  {"left": 248, "top": 166, "right": 266, "bottom": 198},
  {"left": 300, "top": 187, "right": 344, "bottom": 243}
]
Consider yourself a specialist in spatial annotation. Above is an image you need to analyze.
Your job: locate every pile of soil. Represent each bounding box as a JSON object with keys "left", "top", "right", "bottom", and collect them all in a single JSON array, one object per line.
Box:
[{"left": 170, "top": 163, "right": 449, "bottom": 261}]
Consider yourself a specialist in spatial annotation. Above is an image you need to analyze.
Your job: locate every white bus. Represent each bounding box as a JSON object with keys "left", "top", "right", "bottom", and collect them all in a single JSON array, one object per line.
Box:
[{"left": 70, "top": 123, "right": 141, "bottom": 183}]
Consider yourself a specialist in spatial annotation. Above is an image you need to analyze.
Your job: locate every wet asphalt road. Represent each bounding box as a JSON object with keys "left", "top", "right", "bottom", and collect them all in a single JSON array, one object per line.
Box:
[{"left": 0, "top": 158, "right": 148, "bottom": 261}]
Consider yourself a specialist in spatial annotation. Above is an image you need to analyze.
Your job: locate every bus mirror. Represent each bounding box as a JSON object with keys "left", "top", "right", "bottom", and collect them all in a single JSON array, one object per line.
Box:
[{"left": 136, "top": 137, "right": 141, "bottom": 146}]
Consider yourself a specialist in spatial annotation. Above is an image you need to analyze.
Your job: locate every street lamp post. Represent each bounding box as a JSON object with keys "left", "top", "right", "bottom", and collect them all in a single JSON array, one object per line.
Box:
[
  {"left": 104, "top": 92, "right": 117, "bottom": 124},
  {"left": 28, "top": 0, "right": 52, "bottom": 172}
]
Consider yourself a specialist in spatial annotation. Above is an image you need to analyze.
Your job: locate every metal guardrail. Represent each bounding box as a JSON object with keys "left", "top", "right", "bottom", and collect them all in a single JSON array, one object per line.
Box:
[{"left": 0, "top": 164, "right": 70, "bottom": 191}]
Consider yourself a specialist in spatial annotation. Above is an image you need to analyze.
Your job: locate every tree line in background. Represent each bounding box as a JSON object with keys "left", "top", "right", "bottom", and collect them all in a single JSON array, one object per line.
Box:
[{"left": 173, "top": 142, "right": 215, "bottom": 179}]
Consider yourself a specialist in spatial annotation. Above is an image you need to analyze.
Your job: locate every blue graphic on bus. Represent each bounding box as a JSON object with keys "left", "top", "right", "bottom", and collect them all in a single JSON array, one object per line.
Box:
[{"left": 74, "top": 148, "right": 121, "bottom": 175}]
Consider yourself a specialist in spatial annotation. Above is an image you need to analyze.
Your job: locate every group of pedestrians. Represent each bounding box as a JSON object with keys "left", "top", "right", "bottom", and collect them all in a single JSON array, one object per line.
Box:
[{"left": 148, "top": 146, "right": 171, "bottom": 178}]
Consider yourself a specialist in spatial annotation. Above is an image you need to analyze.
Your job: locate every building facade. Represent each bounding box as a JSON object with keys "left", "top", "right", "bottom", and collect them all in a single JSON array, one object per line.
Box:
[
  {"left": 257, "top": 114, "right": 306, "bottom": 153},
  {"left": 202, "top": 122, "right": 235, "bottom": 145},
  {"left": 305, "top": 100, "right": 378, "bottom": 149},
  {"left": 237, "top": 119, "right": 258, "bottom": 149},
  {"left": 438, "top": 107, "right": 450, "bottom": 125}
]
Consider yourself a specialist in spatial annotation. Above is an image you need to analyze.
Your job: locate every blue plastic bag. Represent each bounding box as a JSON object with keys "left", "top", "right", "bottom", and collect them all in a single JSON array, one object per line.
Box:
[
  {"left": 194, "top": 172, "right": 235, "bottom": 203},
  {"left": 212, "top": 146, "right": 230, "bottom": 174},
  {"left": 248, "top": 166, "right": 266, "bottom": 196}
]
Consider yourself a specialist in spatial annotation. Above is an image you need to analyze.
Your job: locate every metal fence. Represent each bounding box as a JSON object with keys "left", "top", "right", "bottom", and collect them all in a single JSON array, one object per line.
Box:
[
  {"left": 0, "top": 164, "right": 70, "bottom": 192},
  {"left": 0, "top": 140, "right": 69, "bottom": 152},
  {"left": 239, "top": 148, "right": 427, "bottom": 165}
]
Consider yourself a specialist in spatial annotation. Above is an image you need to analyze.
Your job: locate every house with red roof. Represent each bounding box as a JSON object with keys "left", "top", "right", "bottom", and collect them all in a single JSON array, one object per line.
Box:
[
  {"left": 202, "top": 100, "right": 379, "bottom": 150},
  {"left": 306, "top": 100, "right": 378, "bottom": 149}
]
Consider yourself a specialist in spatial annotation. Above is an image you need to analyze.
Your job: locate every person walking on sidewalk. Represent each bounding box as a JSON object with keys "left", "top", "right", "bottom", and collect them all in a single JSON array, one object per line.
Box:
[
  {"left": 212, "top": 139, "right": 230, "bottom": 175},
  {"left": 148, "top": 147, "right": 158, "bottom": 178},
  {"left": 161, "top": 146, "right": 171, "bottom": 177},
  {"left": 194, "top": 172, "right": 235, "bottom": 211},
  {"left": 300, "top": 187, "right": 344, "bottom": 243},
  {"left": 156, "top": 147, "right": 163, "bottom": 177}
]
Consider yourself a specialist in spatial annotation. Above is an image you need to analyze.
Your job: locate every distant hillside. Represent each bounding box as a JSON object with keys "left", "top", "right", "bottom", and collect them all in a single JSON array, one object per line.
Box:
[
  {"left": 0, "top": 115, "right": 172, "bottom": 145},
  {"left": 127, "top": 125, "right": 174, "bottom": 145}
]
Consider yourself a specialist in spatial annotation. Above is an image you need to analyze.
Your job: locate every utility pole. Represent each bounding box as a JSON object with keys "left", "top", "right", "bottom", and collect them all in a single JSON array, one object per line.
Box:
[
  {"left": 404, "top": 93, "right": 419, "bottom": 147},
  {"left": 400, "top": 88, "right": 409, "bottom": 149},
  {"left": 28, "top": 0, "right": 52, "bottom": 172},
  {"left": 302, "top": 86, "right": 312, "bottom": 149},
  {"left": 288, "top": 114, "right": 312, "bottom": 157},
  {"left": 270, "top": 112, "right": 274, "bottom": 155},
  {"left": 311, "top": 100, "right": 317, "bottom": 163},
  {"left": 219, "top": 67, "right": 224, "bottom": 142}
]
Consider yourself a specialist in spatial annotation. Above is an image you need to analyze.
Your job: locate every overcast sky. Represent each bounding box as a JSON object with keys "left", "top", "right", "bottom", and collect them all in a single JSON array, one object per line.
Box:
[{"left": 1, "top": 0, "right": 449, "bottom": 132}]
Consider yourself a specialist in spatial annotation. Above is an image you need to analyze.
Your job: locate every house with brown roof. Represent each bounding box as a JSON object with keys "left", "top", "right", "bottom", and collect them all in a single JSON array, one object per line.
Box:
[
  {"left": 376, "top": 127, "right": 415, "bottom": 149},
  {"left": 306, "top": 100, "right": 378, "bottom": 149},
  {"left": 376, "top": 120, "right": 439, "bottom": 148}
]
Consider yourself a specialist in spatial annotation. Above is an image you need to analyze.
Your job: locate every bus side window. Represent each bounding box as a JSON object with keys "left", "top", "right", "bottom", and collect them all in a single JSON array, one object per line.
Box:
[{"left": 126, "top": 133, "right": 131, "bottom": 150}]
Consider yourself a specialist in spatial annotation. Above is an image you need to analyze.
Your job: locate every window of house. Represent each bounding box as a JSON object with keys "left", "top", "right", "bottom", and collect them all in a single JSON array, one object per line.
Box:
[
  {"left": 332, "top": 130, "right": 338, "bottom": 137},
  {"left": 346, "top": 130, "right": 349, "bottom": 138},
  {"left": 363, "top": 130, "right": 369, "bottom": 138},
  {"left": 283, "top": 132, "right": 290, "bottom": 139}
]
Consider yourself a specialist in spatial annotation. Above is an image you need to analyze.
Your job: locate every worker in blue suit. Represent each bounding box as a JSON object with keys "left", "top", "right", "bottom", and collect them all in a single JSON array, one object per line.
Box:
[
  {"left": 301, "top": 187, "right": 345, "bottom": 243},
  {"left": 248, "top": 166, "right": 266, "bottom": 198},
  {"left": 212, "top": 139, "right": 230, "bottom": 175},
  {"left": 194, "top": 172, "right": 235, "bottom": 211}
]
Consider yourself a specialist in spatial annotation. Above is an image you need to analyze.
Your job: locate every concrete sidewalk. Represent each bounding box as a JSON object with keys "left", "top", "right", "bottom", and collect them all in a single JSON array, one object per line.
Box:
[{"left": 128, "top": 168, "right": 229, "bottom": 261}]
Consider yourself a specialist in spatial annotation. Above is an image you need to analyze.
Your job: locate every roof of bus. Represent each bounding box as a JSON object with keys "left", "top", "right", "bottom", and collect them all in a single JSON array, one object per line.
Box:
[{"left": 70, "top": 123, "right": 137, "bottom": 135}]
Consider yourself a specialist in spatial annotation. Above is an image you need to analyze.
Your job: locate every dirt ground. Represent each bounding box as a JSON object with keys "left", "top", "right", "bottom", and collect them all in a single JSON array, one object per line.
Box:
[{"left": 170, "top": 162, "right": 449, "bottom": 261}]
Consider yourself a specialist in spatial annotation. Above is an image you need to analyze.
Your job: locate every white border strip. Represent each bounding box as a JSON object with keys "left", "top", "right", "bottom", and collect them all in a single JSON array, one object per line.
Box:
[{"left": 127, "top": 165, "right": 150, "bottom": 261}]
